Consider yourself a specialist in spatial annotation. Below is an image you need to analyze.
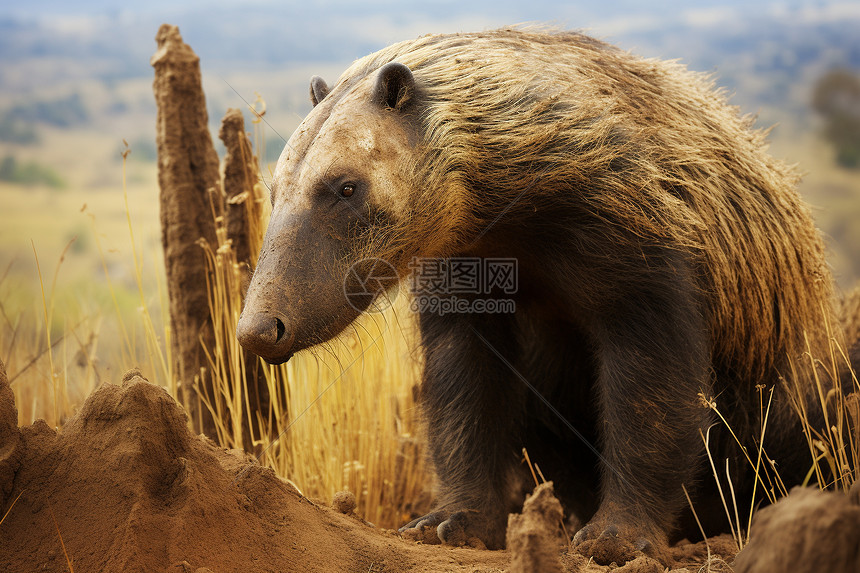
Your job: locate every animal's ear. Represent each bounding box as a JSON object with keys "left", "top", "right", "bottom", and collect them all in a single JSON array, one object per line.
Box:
[
  {"left": 309, "top": 76, "right": 330, "bottom": 107},
  {"left": 372, "top": 62, "right": 414, "bottom": 110}
]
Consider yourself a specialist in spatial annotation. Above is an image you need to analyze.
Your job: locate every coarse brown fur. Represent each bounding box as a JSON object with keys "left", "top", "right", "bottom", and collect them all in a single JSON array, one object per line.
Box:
[
  {"left": 343, "top": 28, "right": 837, "bottom": 379},
  {"left": 238, "top": 28, "right": 854, "bottom": 566}
]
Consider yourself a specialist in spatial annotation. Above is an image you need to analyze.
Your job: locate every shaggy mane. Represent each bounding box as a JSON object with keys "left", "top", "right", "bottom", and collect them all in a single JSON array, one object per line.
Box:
[{"left": 333, "top": 28, "right": 836, "bottom": 382}]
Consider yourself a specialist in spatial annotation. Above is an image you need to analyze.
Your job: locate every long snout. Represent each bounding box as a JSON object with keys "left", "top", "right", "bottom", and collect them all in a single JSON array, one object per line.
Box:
[
  {"left": 236, "top": 198, "right": 366, "bottom": 364},
  {"left": 236, "top": 310, "right": 295, "bottom": 364}
]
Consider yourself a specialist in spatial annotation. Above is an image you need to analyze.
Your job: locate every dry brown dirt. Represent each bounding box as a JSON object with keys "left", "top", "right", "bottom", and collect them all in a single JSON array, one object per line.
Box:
[
  {"left": 0, "top": 359, "right": 793, "bottom": 572},
  {"left": 733, "top": 485, "right": 860, "bottom": 573}
]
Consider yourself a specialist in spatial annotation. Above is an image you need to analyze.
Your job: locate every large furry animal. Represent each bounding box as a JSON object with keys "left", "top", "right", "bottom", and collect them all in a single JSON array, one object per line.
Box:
[{"left": 237, "top": 29, "right": 853, "bottom": 565}]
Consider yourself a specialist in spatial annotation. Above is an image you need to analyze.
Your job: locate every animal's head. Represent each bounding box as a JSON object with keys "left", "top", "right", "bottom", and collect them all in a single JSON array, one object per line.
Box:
[{"left": 236, "top": 62, "right": 422, "bottom": 364}]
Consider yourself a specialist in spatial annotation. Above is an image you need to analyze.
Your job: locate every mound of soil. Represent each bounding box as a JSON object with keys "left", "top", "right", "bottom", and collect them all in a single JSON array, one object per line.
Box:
[
  {"left": 0, "top": 362, "right": 739, "bottom": 572},
  {"left": 734, "top": 485, "right": 860, "bottom": 573}
]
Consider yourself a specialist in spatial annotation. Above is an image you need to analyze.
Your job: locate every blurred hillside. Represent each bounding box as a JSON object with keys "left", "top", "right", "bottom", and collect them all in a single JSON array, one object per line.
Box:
[{"left": 0, "top": 0, "right": 859, "bottom": 303}]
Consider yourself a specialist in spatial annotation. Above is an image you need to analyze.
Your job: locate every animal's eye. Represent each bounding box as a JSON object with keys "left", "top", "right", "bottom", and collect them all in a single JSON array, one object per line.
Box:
[{"left": 340, "top": 183, "right": 355, "bottom": 198}]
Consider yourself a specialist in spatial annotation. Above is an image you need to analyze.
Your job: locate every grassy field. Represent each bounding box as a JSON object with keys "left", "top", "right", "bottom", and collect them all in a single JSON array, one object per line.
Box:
[
  {"left": 769, "top": 129, "right": 860, "bottom": 291},
  {"left": 1, "top": 80, "right": 859, "bottom": 531}
]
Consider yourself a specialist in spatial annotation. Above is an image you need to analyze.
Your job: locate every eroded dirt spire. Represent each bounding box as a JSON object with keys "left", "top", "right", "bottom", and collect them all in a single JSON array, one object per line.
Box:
[{"left": 151, "top": 23, "right": 220, "bottom": 437}]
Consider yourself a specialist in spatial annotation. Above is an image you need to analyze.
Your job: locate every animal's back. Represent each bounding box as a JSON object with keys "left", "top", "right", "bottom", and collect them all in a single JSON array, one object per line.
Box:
[{"left": 341, "top": 28, "right": 837, "bottom": 385}]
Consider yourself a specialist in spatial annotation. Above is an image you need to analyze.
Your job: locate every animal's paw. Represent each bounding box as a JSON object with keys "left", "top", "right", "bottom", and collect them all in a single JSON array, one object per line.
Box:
[
  {"left": 399, "top": 508, "right": 504, "bottom": 549},
  {"left": 399, "top": 509, "right": 448, "bottom": 545},
  {"left": 572, "top": 521, "right": 667, "bottom": 566}
]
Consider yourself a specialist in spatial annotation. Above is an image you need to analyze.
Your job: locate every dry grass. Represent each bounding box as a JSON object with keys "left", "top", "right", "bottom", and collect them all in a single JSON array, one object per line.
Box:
[
  {"left": 788, "top": 335, "right": 860, "bottom": 493},
  {"left": 0, "top": 134, "right": 431, "bottom": 530},
  {"left": 696, "top": 312, "right": 859, "bottom": 554},
  {"left": 1, "top": 246, "right": 103, "bottom": 429},
  {"left": 253, "top": 308, "right": 429, "bottom": 527}
]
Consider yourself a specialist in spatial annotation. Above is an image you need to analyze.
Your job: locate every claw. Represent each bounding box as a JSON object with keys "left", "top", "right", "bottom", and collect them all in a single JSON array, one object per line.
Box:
[
  {"left": 399, "top": 510, "right": 447, "bottom": 533},
  {"left": 598, "top": 524, "right": 619, "bottom": 539},
  {"left": 437, "top": 519, "right": 461, "bottom": 546},
  {"left": 572, "top": 523, "right": 596, "bottom": 546},
  {"left": 401, "top": 507, "right": 505, "bottom": 549},
  {"left": 399, "top": 510, "right": 449, "bottom": 545},
  {"left": 438, "top": 510, "right": 480, "bottom": 547}
]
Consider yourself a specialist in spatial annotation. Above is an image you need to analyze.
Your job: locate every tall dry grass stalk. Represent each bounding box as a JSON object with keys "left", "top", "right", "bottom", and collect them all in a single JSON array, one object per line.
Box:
[
  {"left": 2, "top": 220, "right": 117, "bottom": 429},
  {"left": 786, "top": 326, "right": 859, "bottom": 492}
]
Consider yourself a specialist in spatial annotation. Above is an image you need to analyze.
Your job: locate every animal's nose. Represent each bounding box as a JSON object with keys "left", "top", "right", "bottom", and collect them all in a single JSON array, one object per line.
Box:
[{"left": 236, "top": 312, "right": 294, "bottom": 364}]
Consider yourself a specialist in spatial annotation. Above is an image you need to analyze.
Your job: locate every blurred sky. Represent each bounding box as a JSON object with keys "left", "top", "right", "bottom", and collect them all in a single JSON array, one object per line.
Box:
[{"left": 4, "top": 0, "right": 860, "bottom": 73}]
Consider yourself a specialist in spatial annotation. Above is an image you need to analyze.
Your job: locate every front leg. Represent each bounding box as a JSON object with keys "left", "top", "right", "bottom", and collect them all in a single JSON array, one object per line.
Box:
[
  {"left": 573, "top": 266, "right": 714, "bottom": 565},
  {"left": 400, "top": 307, "right": 525, "bottom": 549}
]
